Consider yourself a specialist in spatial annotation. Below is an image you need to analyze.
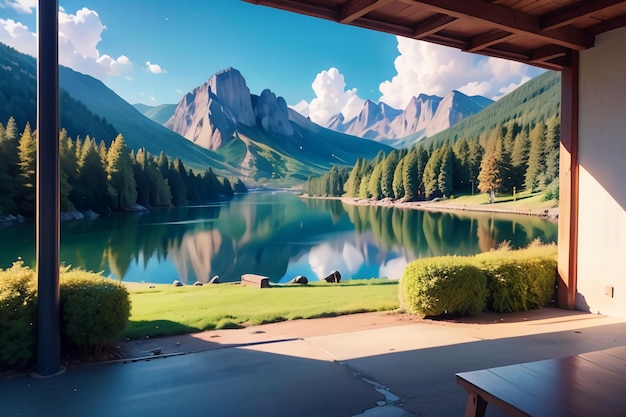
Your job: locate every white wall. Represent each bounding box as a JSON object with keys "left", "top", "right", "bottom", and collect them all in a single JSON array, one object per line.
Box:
[{"left": 577, "top": 27, "right": 626, "bottom": 315}]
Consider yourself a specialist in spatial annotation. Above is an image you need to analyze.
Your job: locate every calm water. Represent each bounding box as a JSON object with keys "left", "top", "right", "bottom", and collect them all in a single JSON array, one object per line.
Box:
[{"left": 0, "top": 192, "right": 557, "bottom": 284}]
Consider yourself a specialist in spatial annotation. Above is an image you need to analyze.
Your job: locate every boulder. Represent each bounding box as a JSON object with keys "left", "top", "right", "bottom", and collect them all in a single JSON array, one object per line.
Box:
[
  {"left": 323, "top": 271, "right": 342, "bottom": 283},
  {"left": 289, "top": 275, "right": 308, "bottom": 285}
]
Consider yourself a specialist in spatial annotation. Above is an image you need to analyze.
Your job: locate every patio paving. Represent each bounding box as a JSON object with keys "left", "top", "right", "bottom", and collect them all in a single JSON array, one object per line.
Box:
[{"left": 2, "top": 308, "right": 626, "bottom": 417}]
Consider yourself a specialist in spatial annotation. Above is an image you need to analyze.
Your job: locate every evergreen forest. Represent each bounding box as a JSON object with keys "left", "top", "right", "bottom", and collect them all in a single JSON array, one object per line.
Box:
[
  {"left": 0, "top": 117, "right": 245, "bottom": 217},
  {"left": 304, "top": 71, "right": 561, "bottom": 203}
]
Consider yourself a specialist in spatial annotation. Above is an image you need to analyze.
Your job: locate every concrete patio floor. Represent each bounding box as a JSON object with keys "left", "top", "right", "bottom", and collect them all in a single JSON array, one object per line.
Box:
[{"left": 3, "top": 308, "right": 626, "bottom": 417}]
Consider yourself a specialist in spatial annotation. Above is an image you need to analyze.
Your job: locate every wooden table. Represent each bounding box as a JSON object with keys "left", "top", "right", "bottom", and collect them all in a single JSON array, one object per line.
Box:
[{"left": 456, "top": 346, "right": 626, "bottom": 417}]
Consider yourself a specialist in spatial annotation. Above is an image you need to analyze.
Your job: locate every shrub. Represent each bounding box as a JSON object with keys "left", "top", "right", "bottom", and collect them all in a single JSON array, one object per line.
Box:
[
  {"left": 475, "top": 248, "right": 557, "bottom": 313},
  {"left": 0, "top": 261, "right": 37, "bottom": 370},
  {"left": 401, "top": 257, "right": 487, "bottom": 317},
  {"left": 60, "top": 270, "right": 131, "bottom": 353}
]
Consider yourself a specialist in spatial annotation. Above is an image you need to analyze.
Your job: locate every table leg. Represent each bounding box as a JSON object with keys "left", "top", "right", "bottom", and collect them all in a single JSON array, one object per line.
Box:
[{"left": 465, "top": 393, "right": 487, "bottom": 417}]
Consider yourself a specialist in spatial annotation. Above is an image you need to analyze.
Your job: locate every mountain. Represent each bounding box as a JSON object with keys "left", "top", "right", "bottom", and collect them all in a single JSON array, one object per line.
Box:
[
  {"left": 134, "top": 103, "right": 177, "bottom": 125},
  {"left": 321, "top": 90, "right": 492, "bottom": 147},
  {"left": 58, "top": 68, "right": 236, "bottom": 173},
  {"left": 421, "top": 71, "right": 561, "bottom": 148},
  {"left": 0, "top": 43, "right": 390, "bottom": 186},
  {"left": 0, "top": 42, "right": 234, "bottom": 175},
  {"left": 0, "top": 43, "right": 118, "bottom": 142},
  {"left": 329, "top": 99, "right": 402, "bottom": 139},
  {"left": 164, "top": 68, "right": 392, "bottom": 184}
]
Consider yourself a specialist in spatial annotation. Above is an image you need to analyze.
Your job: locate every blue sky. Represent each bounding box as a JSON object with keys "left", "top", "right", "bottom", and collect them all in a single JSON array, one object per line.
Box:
[{"left": 0, "top": 0, "right": 544, "bottom": 124}]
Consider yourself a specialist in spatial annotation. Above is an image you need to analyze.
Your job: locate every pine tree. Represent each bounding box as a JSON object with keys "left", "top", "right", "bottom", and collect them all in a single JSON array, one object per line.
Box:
[
  {"left": 524, "top": 122, "right": 547, "bottom": 192},
  {"left": 467, "top": 140, "right": 483, "bottom": 195},
  {"left": 423, "top": 147, "right": 443, "bottom": 199},
  {"left": 544, "top": 115, "right": 560, "bottom": 186},
  {"left": 392, "top": 158, "right": 405, "bottom": 200},
  {"left": 17, "top": 122, "right": 36, "bottom": 213},
  {"left": 380, "top": 151, "right": 398, "bottom": 198},
  {"left": 402, "top": 149, "right": 418, "bottom": 201},
  {"left": 367, "top": 163, "right": 383, "bottom": 200},
  {"left": 343, "top": 158, "right": 364, "bottom": 197},
  {"left": 437, "top": 145, "right": 454, "bottom": 197},
  {"left": 59, "top": 130, "right": 77, "bottom": 212},
  {"left": 72, "top": 137, "right": 112, "bottom": 212},
  {"left": 0, "top": 117, "right": 20, "bottom": 214},
  {"left": 107, "top": 134, "right": 137, "bottom": 210},
  {"left": 477, "top": 143, "right": 503, "bottom": 203}
]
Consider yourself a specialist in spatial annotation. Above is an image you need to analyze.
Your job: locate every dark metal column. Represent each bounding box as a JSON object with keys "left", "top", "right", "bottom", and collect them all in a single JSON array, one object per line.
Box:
[{"left": 35, "top": 0, "right": 62, "bottom": 377}]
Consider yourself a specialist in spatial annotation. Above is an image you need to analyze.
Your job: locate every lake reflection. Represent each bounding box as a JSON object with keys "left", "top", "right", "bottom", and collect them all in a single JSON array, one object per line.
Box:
[{"left": 0, "top": 192, "right": 558, "bottom": 284}]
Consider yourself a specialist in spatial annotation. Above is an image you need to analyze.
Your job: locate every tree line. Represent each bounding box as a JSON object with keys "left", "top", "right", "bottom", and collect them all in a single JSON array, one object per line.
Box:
[
  {"left": 0, "top": 117, "right": 246, "bottom": 217},
  {"left": 303, "top": 114, "right": 560, "bottom": 203}
]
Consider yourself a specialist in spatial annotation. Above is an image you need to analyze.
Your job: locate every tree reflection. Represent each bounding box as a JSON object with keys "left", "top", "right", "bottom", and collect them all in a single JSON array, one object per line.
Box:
[{"left": 1, "top": 193, "right": 558, "bottom": 283}]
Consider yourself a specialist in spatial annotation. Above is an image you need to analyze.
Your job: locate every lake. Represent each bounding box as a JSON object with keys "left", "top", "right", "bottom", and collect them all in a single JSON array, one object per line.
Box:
[{"left": 0, "top": 192, "right": 558, "bottom": 284}]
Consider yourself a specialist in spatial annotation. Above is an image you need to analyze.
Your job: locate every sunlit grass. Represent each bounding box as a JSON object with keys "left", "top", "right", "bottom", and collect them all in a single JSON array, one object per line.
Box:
[
  {"left": 123, "top": 279, "right": 399, "bottom": 339},
  {"left": 438, "top": 190, "right": 557, "bottom": 213}
]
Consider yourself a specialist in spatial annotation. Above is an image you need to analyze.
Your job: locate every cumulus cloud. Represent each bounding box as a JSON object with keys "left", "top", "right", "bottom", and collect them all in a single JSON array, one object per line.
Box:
[
  {"left": 293, "top": 68, "right": 364, "bottom": 125},
  {"left": 0, "top": 19, "right": 35, "bottom": 56},
  {"left": 0, "top": 7, "right": 132, "bottom": 79},
  {"left": 378, "top": 36, "right": 544, "bottom": 108},
  {"left": 3, "top": 0, "right": 35, "bottom": 14},
  {"left": 146, "top": 61, "right": 166, "bottom": 74}
]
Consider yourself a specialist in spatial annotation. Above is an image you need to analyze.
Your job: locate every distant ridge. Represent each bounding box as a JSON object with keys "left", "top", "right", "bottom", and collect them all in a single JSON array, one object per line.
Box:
[{"left": 320, "top": 90, "right": 493, "bottom": 147}]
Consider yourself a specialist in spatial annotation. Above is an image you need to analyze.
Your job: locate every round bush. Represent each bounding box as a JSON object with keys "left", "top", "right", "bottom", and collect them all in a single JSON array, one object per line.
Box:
[
  {"left": 60, "top": 271, "right": 131, "bottom": 352},
  {"left": 483, "top": 257, "right": 556, "bottom": 312},
  {"left": 401, "top": 257, "right": 487, "bottom": 317},
  {"left": 0, "top": 262, "right": 37, "bottom": 369}
]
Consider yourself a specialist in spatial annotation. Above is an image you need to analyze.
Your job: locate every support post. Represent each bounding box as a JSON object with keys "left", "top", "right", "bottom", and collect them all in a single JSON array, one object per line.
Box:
[
  {"left": 35, "top": 0, "right": 62, "bottom": 377},
  {"left": 557, "top": 51, "right": 579, "bottom": 310}
]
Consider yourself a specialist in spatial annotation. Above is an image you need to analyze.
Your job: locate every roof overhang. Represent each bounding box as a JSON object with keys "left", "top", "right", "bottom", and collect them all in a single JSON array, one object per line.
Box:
[{"left": 243, "top": 0, "right": 626, "bottom": 70}]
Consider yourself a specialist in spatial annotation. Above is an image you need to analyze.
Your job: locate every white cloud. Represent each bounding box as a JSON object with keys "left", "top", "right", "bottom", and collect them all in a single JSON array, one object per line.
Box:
[
  {"left": 0, "top": 19, "right": 35, "bottom": 56},
  {"left": 0, "top": 7, "right": 133, "bottom": 79},
  {"left": 3, "top": 0, "right": 35, "bottom": 14},
  {"left": 146, "top": 61, "right": 166, "bottom": 74},
  {"left": 378, "top": 36, "right": 544, "bottom": 108},
  {"left": 294, "top": 68, "right": 364, "bottom": 125}
]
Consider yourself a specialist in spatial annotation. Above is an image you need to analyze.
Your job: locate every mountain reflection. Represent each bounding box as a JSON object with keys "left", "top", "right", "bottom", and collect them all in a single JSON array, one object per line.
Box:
[{"left": 0, "top": 193, "right": 558, "bottom": 284}]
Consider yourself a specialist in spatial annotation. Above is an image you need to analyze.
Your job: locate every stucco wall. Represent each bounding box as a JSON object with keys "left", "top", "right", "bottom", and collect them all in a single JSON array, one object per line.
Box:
[{"left": 577, "top": 27, "right": 626, "bottom": 315}]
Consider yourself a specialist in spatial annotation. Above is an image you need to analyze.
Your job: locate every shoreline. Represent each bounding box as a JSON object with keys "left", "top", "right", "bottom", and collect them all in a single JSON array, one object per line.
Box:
[{"left": 303, "top": 195, "right": 559, "bottom": 221}]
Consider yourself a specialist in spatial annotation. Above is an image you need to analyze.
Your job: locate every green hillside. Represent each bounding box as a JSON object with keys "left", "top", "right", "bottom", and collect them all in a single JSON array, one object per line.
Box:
[
  {"left": 421, "top": 71, "right": 561, "bottom": 148},
  {"left": 134, "top": 103, "right": 177, "bottom": 125},
  {"left": 0, "top": 43, "right": 118, "bottom": 141},
  {"left": 306, "top": 71, "right": 562, "bottom": 206}
]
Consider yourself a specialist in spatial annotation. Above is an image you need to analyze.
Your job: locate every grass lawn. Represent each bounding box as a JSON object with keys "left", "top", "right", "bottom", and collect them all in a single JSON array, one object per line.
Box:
[
  {"left": 436, "top": 190, "right": 557, "bottom": 213},
  {"left": 123, "top": 279, "right": 399, "bottom": 339}
]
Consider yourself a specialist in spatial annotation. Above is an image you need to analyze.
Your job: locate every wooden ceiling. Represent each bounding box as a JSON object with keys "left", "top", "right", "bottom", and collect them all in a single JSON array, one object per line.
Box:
[{"left": 243, "top": 0, "right": 626, "bottom": 70}]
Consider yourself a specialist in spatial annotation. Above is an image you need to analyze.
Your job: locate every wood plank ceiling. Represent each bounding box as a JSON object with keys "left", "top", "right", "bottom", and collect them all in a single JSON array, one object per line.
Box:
[{"left": 243, "top": 0, "right": 626, "bottom": 70}]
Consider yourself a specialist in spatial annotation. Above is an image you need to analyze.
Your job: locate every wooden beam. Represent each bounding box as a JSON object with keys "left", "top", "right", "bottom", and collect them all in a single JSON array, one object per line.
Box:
[
  {"left": 397, "top": 0, "right": 595, "bottom": 50},
  {"left": 412, "top": 13, "right": 456, "bottom": 38},
  {"left": 540, "top": 0, "right": 626, "bottom": 30},
  {"left": 465, "top": 30, "right": 515, "bottom": 53},
  {"left": 353, "top": 15, "right": 417, "bottom": 38},
  {"left": 530, "top": 44, "right": 569, "bottom": 63},
  {"left": 588, "top": 14, "right": 626, "bottom": 35},
  {"left": 340, "top": 0, "right": 393, "bottom": 24},
  {"left": 244, "top": 0, "right": 339, "bottom": 21},
  {"left": 557, "top": 51, "right": 579, "bottom": 310}
]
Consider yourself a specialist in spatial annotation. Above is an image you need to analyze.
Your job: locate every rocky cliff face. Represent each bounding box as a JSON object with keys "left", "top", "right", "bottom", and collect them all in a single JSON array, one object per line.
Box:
[
  {"left": 253, "top": 89, "right": 294, "bottom": 136},
  {"left": 165, "top": 67, "right": 256, "bottom": 150},
  {"left": 424, "top": 90, "right": 490, "bottom": 137},
  {"left": 388, "top": 94, "right": 441, "bottom": 138},
  {"left": 320, "top": 91, "right": 492, "bottom": 146}
]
